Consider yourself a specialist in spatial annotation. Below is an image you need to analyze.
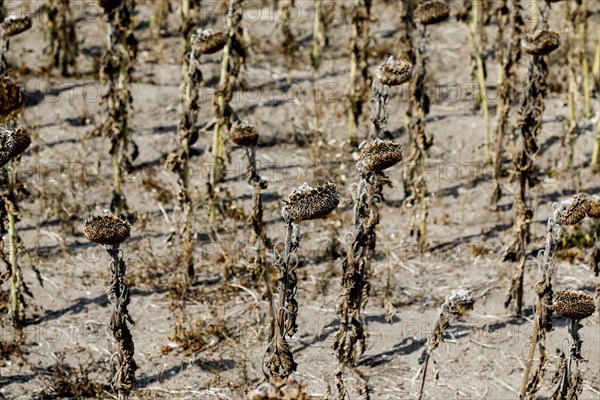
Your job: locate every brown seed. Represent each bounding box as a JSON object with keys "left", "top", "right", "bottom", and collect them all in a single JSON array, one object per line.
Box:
[
  {"left": 0, "top": 77, "right": 25, "bottom": 121},
  {"left": 283, "top": 182, "right": 340, "bottom": 222},
  {"left": 191, "top": 29, "right": 227, "bottom": 55},
  {"left": 1, "top": 16, "right": 32, "bottom": 37},
  {"left": 230, "top": 121, "right": 259, "bottom": 147},
  {"left": 98, "top": 0, "right": 122, "bottom": 13},
  {"left": 414, "top": 1, "right": 450, "bottom": 25},
  {"left": 0, "top": 127, "right": 32, "bottom": 168},
  {"left": 378, "top": 56, "right": 412, "bottom": 86},
  {"left": 587, "top": 196, "right": 600, "bottom": 219},
  {"left": 359, "top": 139, "right": 403, "bottom": 172},
  {"left": 556, "top": 193, "right": 591, "bottom": 225},
  {"left": 83, "top": 214, "right": 131, "bottom": 246},
  {"left": 552, "top": 290, "right": 596, "bottom": 320},
  {"left": 522, "top": 30, "right": 561, "bottom": 56}
]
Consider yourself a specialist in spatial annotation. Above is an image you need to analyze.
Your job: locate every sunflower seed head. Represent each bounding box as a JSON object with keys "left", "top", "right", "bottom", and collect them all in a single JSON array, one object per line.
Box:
[
  {"left": 444, "top": 289, "right": 475, "bottom": 316},
  {"left": 283, "top": 182, "right": 340, "bottom": 222},
  {"left": 552, "top": 290, "right": 596, "bottom": 320},
  {"left": 0, "top": 77, "right": 25, "bottom": 121},
  {"left": 522, "top": 30, "right": 560, "bottom": 56},
  {"left": 0, "top": 127, "right": 32, "bottom": 168},
  {"left": 414, "top": 0, "right": 450, "bottom": 25},
  {"left": 1, "top": 16, "right": 32, "bottom": 37},
  {"left": 230, "top": 120, "right": 259, "bottom": 147},
  {"left": 377, "top": 56, "right": 412, "bottom": 86},
  {"left": 587, "top": 195, "right": 600, "bottom": 219},
  {"left": 98, "top": 0, "right": 122, "bottom": 13},
  {"left": 556, "top": 193, "right": 591, "bottom": 225},
  {"left": 83, "top": 214, "right": 131, "bottom": 245},
  {"left": 191, "top": 29, "right": 227, "bottom": 55},
  {"left": 248, "top": 379, "right": 309, "bottom": 400},
  {"left": 358, "top": 138, "right": 403, "bottom": 172}
]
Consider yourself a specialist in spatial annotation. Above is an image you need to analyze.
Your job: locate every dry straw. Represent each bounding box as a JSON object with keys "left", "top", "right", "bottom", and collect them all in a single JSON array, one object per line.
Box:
[{"left": 248, "top": 379, "right": 309, "bottom": 400}]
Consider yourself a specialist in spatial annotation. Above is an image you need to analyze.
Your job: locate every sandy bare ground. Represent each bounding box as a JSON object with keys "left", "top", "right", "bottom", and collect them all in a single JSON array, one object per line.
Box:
[{"left": 0, "top": 1, "right": 599, "bottom": 399}]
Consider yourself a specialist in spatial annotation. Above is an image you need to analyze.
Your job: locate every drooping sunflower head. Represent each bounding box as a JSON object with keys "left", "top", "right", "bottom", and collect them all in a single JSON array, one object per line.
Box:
[{"left": 283, "top": 182, "right": 340, "bottom": 222}]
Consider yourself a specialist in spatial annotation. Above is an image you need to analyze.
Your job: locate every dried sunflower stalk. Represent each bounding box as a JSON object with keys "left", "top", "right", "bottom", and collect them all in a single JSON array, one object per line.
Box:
[
  {"left": 0, "top": 15, "right": 32, "bottom": 74},
  {"left": 467, "top": 0, "right": 492, "bottom": 165},
  {"left": 334, "top": 139, "right": 402, "bottom": 398},
  {"left": 264, "top": 182, "right": 339, "bottom": 381},
  {"left": 46, "top": 0, "right": 78, "bottom": 76},
  {"left": 589, "top": 195, "right": 600, "bottom": 279},
  {"left": 83, "top": 213, "right": 137, "bottom": 397},
  {"left": 97, "top": 0, "right": 138, "bottom": 216},
  {"left": 0, "top": 127, "right": 31, "bottom": 326},
  {"left": 403, "top": 4, "right": 445, "bottom": 252},
  {"left": 369, "top": 56, "right": 411, "bottom": 140},
  {"left": 549, "top": 290, "right": 595, "bottom": 399},
  {"left": 209, "top": 0, "right": 246, "bottom": 224},
  {"left": 164, "top": 11, "right": 207, "bottom": 287},
  {"left": 519, "top": 193, "right": 597, "bottom": 399},
  {"left": 504, "top": 28, "right": 560, "bottom": 315},
  {"left": 279, "top": 0, "right": 296, "bottom": 60},
  {"left": 232, "top": 121, "right": 274, "bottom": 341},
  {"left": 491, "top": 0, "right": 524, "bottom": 208},
  {"left": 417, "top": 289, "right": 474, "bottom": 400},
  {"left": 1, "top": 77, "right": 31, "bottom": 327},
  {"left": 347, "top": 0, "right": 372, "bottom": 147}
]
